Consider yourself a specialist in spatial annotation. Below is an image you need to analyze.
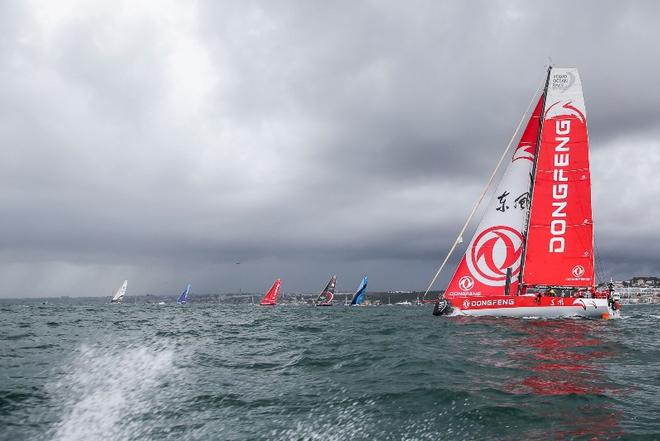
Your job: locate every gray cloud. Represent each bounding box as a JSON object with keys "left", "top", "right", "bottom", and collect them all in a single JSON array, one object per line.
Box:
[{"left": 1, "top": 1, "right": 659, "bottom": 297}]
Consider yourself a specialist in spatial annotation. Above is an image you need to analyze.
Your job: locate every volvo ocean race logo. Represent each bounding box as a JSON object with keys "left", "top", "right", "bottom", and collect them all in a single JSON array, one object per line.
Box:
[
  {"left": 551, "top": 71, "right": 575, "bottom": 92},
  {"left": 572, "top": 265, "right": 585, "bottom": 278},
  {"left": 458, "top": 276, "right": 475, "bottom": 291},
  {"left": 466, "top": 225, "right": 523, "bottom": 286}
]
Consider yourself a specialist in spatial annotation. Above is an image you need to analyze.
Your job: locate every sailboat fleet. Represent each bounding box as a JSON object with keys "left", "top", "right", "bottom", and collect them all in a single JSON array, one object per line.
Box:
[
  {"left": 107, "top": 275, "right": 372, "bottom": 307},
  {"left": 258, "top": 275, "right": 369, "bottom": 307},
  {"left": 105, "top": 67, "right": 619, "bottom": 319}
]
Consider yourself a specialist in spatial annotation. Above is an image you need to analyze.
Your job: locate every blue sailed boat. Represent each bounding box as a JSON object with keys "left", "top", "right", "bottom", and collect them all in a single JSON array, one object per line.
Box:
[
  {"left": 350, "top": 276, "right": 368, "bottom": 305},
  {"left": 177, "top": 284, "right": 191, "bottom": 305}
]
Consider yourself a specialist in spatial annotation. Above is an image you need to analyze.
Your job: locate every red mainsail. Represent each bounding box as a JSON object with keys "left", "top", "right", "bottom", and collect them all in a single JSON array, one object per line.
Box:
[
  {"left": 260, "top": 279, "right": 282, "bottom": 305},
  {"left": 522, "top": 68, "right": 594, "bottom": 287}
]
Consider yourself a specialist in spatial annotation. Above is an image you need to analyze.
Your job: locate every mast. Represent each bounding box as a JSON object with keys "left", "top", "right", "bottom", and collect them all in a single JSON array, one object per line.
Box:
[{"left": 517, "top": 66, "right": 552, "bottom": 293}]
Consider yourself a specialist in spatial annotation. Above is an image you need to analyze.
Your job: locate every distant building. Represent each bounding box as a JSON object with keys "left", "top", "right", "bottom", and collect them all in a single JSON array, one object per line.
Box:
[
  {"left": 630, "top": 276, "right": 660, "bottom": 288},
  {"left": 615, "top": 280, "right": 625, "bottom": 288}
]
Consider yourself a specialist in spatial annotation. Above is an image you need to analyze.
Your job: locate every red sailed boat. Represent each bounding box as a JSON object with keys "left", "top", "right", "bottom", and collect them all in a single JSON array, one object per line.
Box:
[
  {"left": 260, "top": 279, "right": 282, "bottom": 306},
  {"left": 432, "top": 67, "right": 620, "bottom": 319}
]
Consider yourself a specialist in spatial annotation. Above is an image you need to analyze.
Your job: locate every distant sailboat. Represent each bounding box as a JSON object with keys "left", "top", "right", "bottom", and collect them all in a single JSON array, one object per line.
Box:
[
  {"left": 316, "top": 275, "right": 336, "bottom": 306},
  {"left": 350, "top": 276, "right": 368, "bottom": 306},
  {"left": 177, "top": 284, "right": 191, "bottom": 305},
  {"left": 110, "top": 280, "right": 128, "bottom": 304},
  {"left": 260, "top": 279, "right": 282, "bottom": 306}
]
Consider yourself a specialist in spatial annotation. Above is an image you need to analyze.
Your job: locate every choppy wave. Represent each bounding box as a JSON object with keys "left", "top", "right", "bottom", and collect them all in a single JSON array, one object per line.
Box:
[{"left": 0, "top": 303, "right": 658, "bottom": 440}]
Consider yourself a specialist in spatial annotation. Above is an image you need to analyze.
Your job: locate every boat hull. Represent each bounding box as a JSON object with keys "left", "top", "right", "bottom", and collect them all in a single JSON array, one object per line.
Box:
[{"left": 447, "top": 295, "right": 618, "bottom": 319}]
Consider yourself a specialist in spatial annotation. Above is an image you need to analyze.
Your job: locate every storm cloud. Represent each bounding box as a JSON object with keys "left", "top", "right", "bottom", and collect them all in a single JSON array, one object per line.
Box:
[{"left": 2, "top": 0, "right": 659, "bottom": 297}]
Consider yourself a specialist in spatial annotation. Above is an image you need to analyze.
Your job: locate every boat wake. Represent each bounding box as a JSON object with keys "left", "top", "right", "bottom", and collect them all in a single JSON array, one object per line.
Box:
[{"left": 48, "top": 341, "right": 182, "bottom": 441}]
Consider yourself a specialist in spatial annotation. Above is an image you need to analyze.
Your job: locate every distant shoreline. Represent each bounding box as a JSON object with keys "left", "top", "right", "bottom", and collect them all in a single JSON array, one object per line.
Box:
[{"left": 0, "top": 290, "right": 443, "bottom": 304}]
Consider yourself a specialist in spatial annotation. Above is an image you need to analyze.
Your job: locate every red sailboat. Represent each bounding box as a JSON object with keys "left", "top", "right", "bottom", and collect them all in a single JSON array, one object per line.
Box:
[
  {"left": 432, "top": 67, "right": 620, "bottom": 319},
  {"left": 259, "top": 279, "right": 282, "bottom": 306}
]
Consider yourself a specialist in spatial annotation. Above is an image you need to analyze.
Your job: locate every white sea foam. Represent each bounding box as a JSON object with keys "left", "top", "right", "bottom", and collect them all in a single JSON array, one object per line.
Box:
[
  {"left": 271, "top": 398, "right": 376, "bottom": 441},
  {"left": 268, "top": 396, "right": 472, "bottom": 441},
  {"left": 49, "top": 342, "right": 178, "bottom": 441}
]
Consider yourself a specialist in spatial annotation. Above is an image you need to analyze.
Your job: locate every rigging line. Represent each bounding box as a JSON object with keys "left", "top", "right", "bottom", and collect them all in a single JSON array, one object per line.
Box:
[
  {"left": 423, "top": 80, "right": 544, "bottom": 299},
  {"left": 594, "top": 240, "right": 608, "bottom": 285}
]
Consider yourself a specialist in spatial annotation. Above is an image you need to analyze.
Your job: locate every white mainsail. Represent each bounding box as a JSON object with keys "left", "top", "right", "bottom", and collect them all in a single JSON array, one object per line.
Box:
[{"left": 111, "top": 280, "right": 128, "bottom": 303}]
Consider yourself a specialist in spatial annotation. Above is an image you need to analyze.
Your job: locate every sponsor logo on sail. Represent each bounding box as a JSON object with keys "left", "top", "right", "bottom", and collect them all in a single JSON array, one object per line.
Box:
[
  {"left": 458, "top": 275, "right": 475, "bottom": 291},
  {"left": 512, "top": 143, "right": 535, "bottom": 162},
  {"left": 545, "top": 101, "right": 587, "bottom": 255},
  {"left": 467, "top": 225, "right": 523, "bottom": 286},
  {"left": 567, "top": 263, "right": 590, "bottom": 282},
  {"left": 549, "top": 116, "right": 570, "bottom": 253},
  {"left": 572, "top": 265, "right": 585, "bottom": 278},
  {"left": 463, "top": 299, "right": 471, "bottom": 309}
]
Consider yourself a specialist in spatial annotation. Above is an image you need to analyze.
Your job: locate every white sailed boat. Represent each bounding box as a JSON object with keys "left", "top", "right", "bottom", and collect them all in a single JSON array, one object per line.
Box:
[
  {"left": 431, "top": 67, "right": 621, "bottom": 319},
  {"left": 110, "top": 280, "right": 128, "bottom": 304}
]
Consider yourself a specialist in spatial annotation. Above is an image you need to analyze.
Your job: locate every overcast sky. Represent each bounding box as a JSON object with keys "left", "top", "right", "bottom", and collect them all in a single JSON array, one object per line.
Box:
[{"left": 2, "top": 0, "right": 659, "bottom": 298}]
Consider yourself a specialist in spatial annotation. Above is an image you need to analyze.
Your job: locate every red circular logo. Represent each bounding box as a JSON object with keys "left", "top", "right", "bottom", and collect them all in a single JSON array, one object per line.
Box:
[
  {"left": 468, "top": 225, "right": 523, "bottom": 285},
  {"left": 458, "top": 276, "right": 474, "bottom": 291}
]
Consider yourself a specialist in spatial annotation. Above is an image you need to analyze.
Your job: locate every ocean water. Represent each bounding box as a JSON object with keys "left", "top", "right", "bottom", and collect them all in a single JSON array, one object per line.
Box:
[{"left": 1, "top": 302, "right": 659, "bottom": 440}]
